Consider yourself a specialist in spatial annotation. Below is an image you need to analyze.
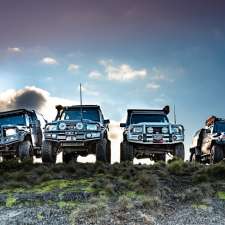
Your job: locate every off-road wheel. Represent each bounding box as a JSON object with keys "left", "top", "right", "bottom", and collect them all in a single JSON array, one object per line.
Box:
[
  {"left": 106, "top": 140, "right": 111, "bottom": 163},
  {"left": 211, "top": 144, "right": 224, "bottom": 163},
  {"left": 154, "top": 153, "right": 166, "bottom": 162},
  {"left": 18, "top": 140, "right": 33, "bottom": 162},
  {"left": 42, "top": 141, "right": 57, "bottom": 164},
  {"left": 190, "top": 148, "right": 201, "bottom": 162},
  {"left": 120, "top": 141, "right": 134, "bottom": 162},
  {"left": 174, "top": 143, "right": 185, "bottom": 160},
  {"left": 96, "top": 139, "right": 107, "bottom": 162},
  {"left": 63, "top": 152, "right": 77, "bottom": 163}
]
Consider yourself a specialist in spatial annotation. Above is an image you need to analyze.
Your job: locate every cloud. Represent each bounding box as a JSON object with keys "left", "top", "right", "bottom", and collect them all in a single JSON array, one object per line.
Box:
[
  {"left": 41, "top": 57, "right": 58, "bottom": 65},
  {"left": 100, "top": 60, "right": 147, "bottom": 81},
  {"left": 146, "top": 82, "right": 160, "bottom": 90},
  {"left": 0, "top": 86, "right": 76, "bottom": 121},
  {"left": 8, "top": 47, "right": 22, "bottom": 53},
  {"left": 89, "top": 71, "right": 102, "bottom": 80},
  {"left": 68, "top": 64, "right": 79, "bottom": 72}
]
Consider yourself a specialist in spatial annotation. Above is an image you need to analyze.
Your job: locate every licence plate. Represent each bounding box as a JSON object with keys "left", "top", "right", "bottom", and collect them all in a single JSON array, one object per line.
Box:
[{"left": 153, "top": 134, "right": 163, "bottom": 140}]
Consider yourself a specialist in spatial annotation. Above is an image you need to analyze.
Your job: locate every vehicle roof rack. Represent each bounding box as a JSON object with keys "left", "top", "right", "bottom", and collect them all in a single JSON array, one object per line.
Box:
[{"left": 0, "top": 108, "right": 34, "bottom": 116}]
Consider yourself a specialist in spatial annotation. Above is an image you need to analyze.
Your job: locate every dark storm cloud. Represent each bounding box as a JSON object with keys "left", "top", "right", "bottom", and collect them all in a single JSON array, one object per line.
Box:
[{"left": 0, "top": 87, "right": 47, "bottom": 112}]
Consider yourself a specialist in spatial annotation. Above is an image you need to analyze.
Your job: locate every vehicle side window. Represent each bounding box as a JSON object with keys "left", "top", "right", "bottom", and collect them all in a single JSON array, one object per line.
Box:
[{"left": 99, "top": 110, "right": 104, "bottom": 123}]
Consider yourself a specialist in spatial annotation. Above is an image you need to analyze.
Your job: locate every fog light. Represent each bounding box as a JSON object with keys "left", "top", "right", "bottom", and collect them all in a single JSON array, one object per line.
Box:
[
  {"left": 66, "top": 136, "right": 72, "bottom": 141},
  {"left": 86, "top": 133, "right": 92, "bottom": 138},
  {"left": 138, "top": 135, "right": 143, "bottom": 140}
]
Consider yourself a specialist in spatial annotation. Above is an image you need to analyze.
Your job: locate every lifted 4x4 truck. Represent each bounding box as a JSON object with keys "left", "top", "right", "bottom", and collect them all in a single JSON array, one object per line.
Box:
[
  {"left": 120, "top": 106, "right": 185, "bottom": 162},
  {"left": 190, "top": 116, "right": 225, "bottom": 163},
  {"left": 0, "top": 109, "right": 46, "bottom": 161},
  {"left": 42, "top": 105, "right": 111, "bottom": 163}
]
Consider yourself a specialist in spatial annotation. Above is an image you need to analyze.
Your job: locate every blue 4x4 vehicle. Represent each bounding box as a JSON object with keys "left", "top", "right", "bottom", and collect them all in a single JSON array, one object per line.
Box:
[
  {"left": 0, "top": 109, "right": 46, "bottom": 161},
  {"left": 120, "top": 106, "right": 185, "bottom": 162},
  {"left": 42, "top": 105, "right": 111, "bottom": 163}
]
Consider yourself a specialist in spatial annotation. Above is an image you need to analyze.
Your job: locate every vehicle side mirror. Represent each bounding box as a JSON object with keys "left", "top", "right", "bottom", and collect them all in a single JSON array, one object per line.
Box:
[
  {"left": 120, "top": 123, "right": 126, "bottom": 128},
  {"left": 104, "top": 119, "right": 110, "bottom": 124}
]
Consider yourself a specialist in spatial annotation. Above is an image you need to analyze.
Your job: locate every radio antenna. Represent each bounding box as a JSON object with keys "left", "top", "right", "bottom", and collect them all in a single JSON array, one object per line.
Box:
[
  {"left": 174, "top": 104, "right": 177, "bottom": 124},
  {"left": 80, "top": 83, "right": 83, "bottom": 121}
]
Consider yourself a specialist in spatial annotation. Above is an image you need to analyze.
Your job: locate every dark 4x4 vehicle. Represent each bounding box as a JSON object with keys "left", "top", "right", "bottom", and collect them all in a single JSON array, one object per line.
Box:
[
  {"left": 0, "top": 109, "right": 46, "bottom": 161},
  {"left": 190, "top": 116, "right": 225, "bottom": 163},
  {"left": 120, "top": 106, "right": 185, "bottom": 162},
  {"left": 42, "top": 105, "right": 111, "bottom": 163}
]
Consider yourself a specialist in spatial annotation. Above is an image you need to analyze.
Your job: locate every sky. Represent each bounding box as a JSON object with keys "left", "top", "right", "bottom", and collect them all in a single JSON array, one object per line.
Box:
[{"left": 0, "top": 0, "right": 225, "bottom": 161}]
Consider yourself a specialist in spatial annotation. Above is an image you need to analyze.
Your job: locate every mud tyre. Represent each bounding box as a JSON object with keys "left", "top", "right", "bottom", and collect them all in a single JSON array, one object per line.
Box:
[
  {"left": 96, "top": 139, "right": 107, "bottom": 162},
  {"left": 42, "top": 141, "right": 57, "bottom": 164},
  {"left": 120, "top": 141, "right": 134, "bottom": 162},
  {"left": 106, "top": 140, "right": 111, "bottom": 164},
  {"left": 18, "top": 140, "right": 33, "bottom": 162},
  {"left": 174, "top": 143, "right": 185, "bottom": 160},
  {"left": 211, "top": 145, "right": 224, "bottom": 163}
]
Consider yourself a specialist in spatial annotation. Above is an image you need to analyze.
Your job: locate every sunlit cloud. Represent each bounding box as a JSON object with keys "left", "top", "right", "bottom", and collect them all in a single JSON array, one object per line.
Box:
[
  {"left": 41, "top": 57, "right": 58, "bottom": 65},
  {"left": 7, "top": 47, "right": 22, "bottom": 53},
  {"left": 89, "top": 70, "right": 102, "bottom": 80},
  {"left": 146, "top": 82, "right": 160, "bottom": 90},
  {"left": 100, "top": 60, "right": 147, "bottom": 81},
  {"left": 68, "top": 64, "right": 79, "bottom": 72}
]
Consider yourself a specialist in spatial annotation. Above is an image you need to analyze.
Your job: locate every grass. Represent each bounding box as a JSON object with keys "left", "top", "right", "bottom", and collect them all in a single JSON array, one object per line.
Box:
[
  {"left": 6, "top": 195, "right": 17, "bottom": 207},
  {"left": 0, "top": 160, "right": 225, "bottom": 209}
]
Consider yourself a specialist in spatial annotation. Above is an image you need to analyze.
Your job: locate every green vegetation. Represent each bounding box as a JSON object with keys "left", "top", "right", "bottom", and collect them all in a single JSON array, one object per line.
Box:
[{"left": 0, "top": 160, "right": 225, "bottom": 212}]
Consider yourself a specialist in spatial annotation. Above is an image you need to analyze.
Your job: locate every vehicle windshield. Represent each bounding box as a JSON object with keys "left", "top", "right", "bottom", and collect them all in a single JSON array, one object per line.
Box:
[
  {"left": 60, "top": 108, "right": 100, "bottom": 122},
  {"left": 214, "top": 122, "right": 225, "bottom": 133},
  {"left": 130, "top": 113, "right": 169, "bottom": 124},
  {"left": 0, "top": 114, "right": 26, "bottom": 126}
]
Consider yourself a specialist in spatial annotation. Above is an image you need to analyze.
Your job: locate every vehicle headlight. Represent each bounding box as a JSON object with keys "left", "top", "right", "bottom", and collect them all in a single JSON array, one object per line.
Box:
[
  {"left": 87, "top": 124, "right": 98, "bottom": 131},
  {"left": 5, "top": 128, "right": 17, "bottom": 136},
  {"left": 76, "top": 122, "right": 84, "bottom": 130},
  {"left": 132, "top": 126, "right": 143, "bottom": 133},
  {"left": 59, "top": 122, "right": 67, "bottom": 130},
  {"left": 173, "top": 127, "right": 180, "bottom": 134},
  {"left": 46, "top": 124, "right": 57, "bottom": 131},
  {"left": 147, "top": 127, "right": 154, "bottom": 133},
  {"left": 162, "top": 127, "right": 169, "bottom": 134}
]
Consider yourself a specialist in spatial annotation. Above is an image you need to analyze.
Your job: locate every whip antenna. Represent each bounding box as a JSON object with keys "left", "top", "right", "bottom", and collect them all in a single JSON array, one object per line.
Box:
[
  {"left": 80, "top": 83, "right": 83, "bottom": 121},
  {"left": 174, "top": 105, "right": 177, "bottom": 124}
]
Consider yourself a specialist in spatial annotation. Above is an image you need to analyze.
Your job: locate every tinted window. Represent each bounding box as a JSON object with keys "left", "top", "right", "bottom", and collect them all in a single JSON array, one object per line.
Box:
[
  {"left": 0, "top": 114, "right": 26, "bottom": 126},
  {"left": 60, "top": 108, "right": 100, "bottom": 122},
  {"left": 130, "top": 114, "right": 169, "bottom": 124},
  {"left": 214, "top": 122, "right": 225, "bottom": 133}
]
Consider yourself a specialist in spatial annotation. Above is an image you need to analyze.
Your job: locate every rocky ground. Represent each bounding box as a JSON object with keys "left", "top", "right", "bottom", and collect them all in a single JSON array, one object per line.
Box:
[{"left": 0, "top": 160, "right": 225, "bottom": 225}]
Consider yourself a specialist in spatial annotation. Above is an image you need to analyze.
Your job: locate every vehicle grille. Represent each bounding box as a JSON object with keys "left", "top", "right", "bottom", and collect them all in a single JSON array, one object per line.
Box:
[{"left": 153, "top": 127, "right": 162, "bottom": 134}]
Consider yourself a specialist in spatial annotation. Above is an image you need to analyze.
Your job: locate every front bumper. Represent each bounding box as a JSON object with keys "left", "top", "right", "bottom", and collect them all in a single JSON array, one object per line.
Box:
[
  {"left": 127, "top": 133, "right": 184, "bottom": 145},
  {"left": 44, "top": 131, "right": 101, "bottom": 146}
]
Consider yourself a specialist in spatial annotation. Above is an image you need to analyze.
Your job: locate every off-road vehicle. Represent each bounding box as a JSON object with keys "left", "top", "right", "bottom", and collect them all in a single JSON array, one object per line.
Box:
[
  {"left": 0, "top": 109, "right": 46, "bottom": 161},
  {"left": 190, "top": 116, "right": 225, "bottom": 163},
  {"left": 120, "top": 106, "right": 185, "bottom": 162},
  {"left": 42, "top": 105, "right": 111, "bottom": 163}
]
